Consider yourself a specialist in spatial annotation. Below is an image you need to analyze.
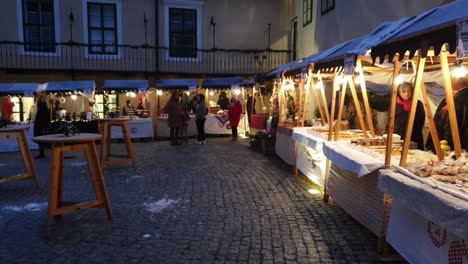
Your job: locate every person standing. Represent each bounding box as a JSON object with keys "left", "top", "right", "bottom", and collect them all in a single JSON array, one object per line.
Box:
[
  {"left": 164, "top": 92, "right": 183, "bottom": 145},
  {"left": 34, "top": 93, "right": 51, "bottom": 158},
  {"left": 123, "top": 100, "right": 136, "bottom": 116},
  {"left": 217, "top": 91, "right": 229, "bottom": 110},
  {"left": 394, "top": 82, "right": 425, "bottom": 150},
  {"left": 228, "top": 96, "right": 242, "bottom": 141},
  {"left": 195, "top": 94, "right": 207, "bottom": 144}
]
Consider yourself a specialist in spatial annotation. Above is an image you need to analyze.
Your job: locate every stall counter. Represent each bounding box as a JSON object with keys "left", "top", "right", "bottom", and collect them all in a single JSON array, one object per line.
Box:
[{"left": 111, "top": 118, "right": 154, "bottom": 139}]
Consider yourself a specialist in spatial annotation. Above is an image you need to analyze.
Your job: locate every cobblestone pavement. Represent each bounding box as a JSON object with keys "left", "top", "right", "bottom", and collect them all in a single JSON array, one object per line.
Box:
[{"left": 0, "top": 138, "right": 405, "bottom": 264}]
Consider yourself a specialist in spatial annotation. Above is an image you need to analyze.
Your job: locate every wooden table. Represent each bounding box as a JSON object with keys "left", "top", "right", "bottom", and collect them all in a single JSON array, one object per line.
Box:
[
  {"left": 98, "top": 118, "right": 136, "bottom": 168},
  {"left": 33, "top": 133, "right": 112, "bottom": 237},
  {"left": 0, "top": 126, "right": 39, "bottom": 187}
]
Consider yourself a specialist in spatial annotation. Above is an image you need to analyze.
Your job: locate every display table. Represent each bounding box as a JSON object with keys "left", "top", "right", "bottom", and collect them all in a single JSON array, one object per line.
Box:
[
  {"left": 379, "top": 169, "right": 468, "bottom": 264},
  {"left": 0, "top": 124, "right": 38, "bottom": 152},
  {"left": 33, "top": 133, "right": 112, "bottom": 237},
  {"left": 322, "top": 140, "right": 386, "bottom": 237},
  {"left": 157, "top": 114, "right": 247, "bottom": 138},
  {"left": 275, "top": 126, "right": 295, "bottom": 165},
  {"left": 110, "top": 118, "right": 153, "bottom": 139},
  {"left": 292, "top": 127, "right": 327, "bottom": 187}
]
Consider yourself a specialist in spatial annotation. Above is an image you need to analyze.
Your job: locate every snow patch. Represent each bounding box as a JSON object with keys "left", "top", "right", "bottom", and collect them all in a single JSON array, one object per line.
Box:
[
  {"left": 3, "top": 203, "right": 48, "bottom": 212},
  {"left": 143, "top": 198, "right": 179, "bottom": 214}
]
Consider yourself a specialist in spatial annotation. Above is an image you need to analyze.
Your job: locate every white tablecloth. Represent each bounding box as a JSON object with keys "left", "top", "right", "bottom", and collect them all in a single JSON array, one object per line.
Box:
[
  {"left": 275, "top": 127, "right": 295, "bottom": 165},
  {"left": 292, "top": 127, "right": 327, "bottom": 186},
  {"left": 323, "top": 141, "right": 385, "bottom": 177},
  {"left": 379, "top": 169, "right": 468, "bottom": 240},
  {"left": 111, "top": 118, "right": 154, "bottom": 139},
  {"left": 0, "top": 124, "right": 38, "bottom": 152}
]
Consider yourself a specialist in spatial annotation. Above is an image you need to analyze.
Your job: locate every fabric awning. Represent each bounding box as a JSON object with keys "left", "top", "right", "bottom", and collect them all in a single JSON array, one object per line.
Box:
[
  {"left": 371, "top": 0, "right": 468, "bottom": 63},
  {"left": 0, "top": 83, "right": 40, "bottom": 95},
  {"left": 241, "top": 78, "right": 255, "bottom": 88},
  {"left": 43, "top": 81, "right": 96, "bottom": 93},
  {"left": 103, "top": 80, "right": 149, "bottom": 90},
  {"left": 201, "top": 77, "right": 244, "bottom": 89},
  {"left": 155, "top": 79, "right": 199, "bottom": 90}
]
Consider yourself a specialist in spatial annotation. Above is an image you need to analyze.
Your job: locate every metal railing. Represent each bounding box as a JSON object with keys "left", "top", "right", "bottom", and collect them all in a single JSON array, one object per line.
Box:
[{"left": 0, "top": 41, "right": 292, "bottom": 75}]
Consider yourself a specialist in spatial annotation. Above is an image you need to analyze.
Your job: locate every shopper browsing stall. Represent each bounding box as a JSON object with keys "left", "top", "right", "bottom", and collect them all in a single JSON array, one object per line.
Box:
[
  {"left": 34, "top": 93, "right": 50, "bottom": 159},
  {"left": 164, "top": 92, "right": 183, "bottom": 145},
  {"left": 195, "top": 94, "right": 207, "bottom": 144},
  {"left": 228, "top": 96, "right": 242, "bottom": 141}
]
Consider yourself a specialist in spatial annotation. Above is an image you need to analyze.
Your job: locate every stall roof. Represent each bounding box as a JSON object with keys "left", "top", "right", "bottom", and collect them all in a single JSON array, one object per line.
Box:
[
  {"left": 371, "top": 0, "right": 468, "bottom": 63},
  {"left": 266, "top": 59, "right": 304, "bottom": 79},
  {"left": 103, "top": 80, "right": 149, "bottom": 90},
  {"left": 201, "top": 77, "right": 244, "bottom": 88},
  {"left": 0, "top": 83, "right": 40, "bottom": 95},
  {"left": 44, "top": 81, "right": 96, "bottom": 92},
  {"left": 241, "top": 78, "right": 255, "bottom": 87},
  {"left": 155, "top": 79, "right": 198, "bottom": 90}
]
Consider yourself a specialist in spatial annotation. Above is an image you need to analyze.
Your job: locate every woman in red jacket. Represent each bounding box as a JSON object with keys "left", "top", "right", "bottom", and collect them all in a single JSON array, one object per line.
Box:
[{"left": 228, "top": 96, "right": 243, "bottom": 141}]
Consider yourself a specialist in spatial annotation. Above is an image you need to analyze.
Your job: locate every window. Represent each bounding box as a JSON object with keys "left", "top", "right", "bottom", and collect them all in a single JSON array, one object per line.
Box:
[
  {"left": 22, "top": 0, "right": 56, "bottom": 52},
  {"left": 303, "top": 0, "right": 313, "bottom": 26},
  {"left": 87, "top": 3, "right": 117, "bottom": 54},
  {"left": 321, "top": 0, "right": 335, "bottom": 15},
  {"left": 169, "top": 8, "right": 197, "bottom": 58}
]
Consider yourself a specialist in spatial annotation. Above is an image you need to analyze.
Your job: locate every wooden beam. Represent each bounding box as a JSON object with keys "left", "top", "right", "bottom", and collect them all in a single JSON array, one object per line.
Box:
[
  {"left": 334, "top": 77, "right": 348, "bottom": 140},
  {"left": 298, "top": 80, "right": 305, "bottom": 126},
  {"left": 357, "top": 59, "right": 375, "bottom": 137},
  {"left": 347, "top": 76, "right": 368, "bottom": 138},
  {"left": 318, "top": 74, "right": 330, "bottom": 124},
  {"left": 385, "top": 60, "right": 401, "bottom": 166},
  {"left": 400, "top": 57, "right": 425, "bottom": 167},
  {"left": 440, "top": 44, "right": 462, "bottom": 158},
  {"left": 302, "top": 72, "right": 312, "bottom": 127},
  {"left": 311, "top": 78, "right": 325, "bottom": 126},
  {"left": 420, "top": 82, "right": 444, "bottom": 161},
  {"left": 327, "top": 75, "right": 338, "bottom": 141}
]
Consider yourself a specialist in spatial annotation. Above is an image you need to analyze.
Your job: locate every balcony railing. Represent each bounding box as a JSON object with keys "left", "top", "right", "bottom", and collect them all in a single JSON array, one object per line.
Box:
[{"left": 0, "top": 41, "right": 292, "bottom": 75}]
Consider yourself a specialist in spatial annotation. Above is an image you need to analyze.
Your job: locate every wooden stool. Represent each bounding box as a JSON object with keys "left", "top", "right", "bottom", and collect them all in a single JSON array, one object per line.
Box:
[
  {"left": 99, "top": 118, "right": 136, "bottom": 168},
  {"left": 0, "top": 126, "right": 39, "bottom": 188},
  {"left": 33, "top": 133, "right": 112, "bottom": 237}
]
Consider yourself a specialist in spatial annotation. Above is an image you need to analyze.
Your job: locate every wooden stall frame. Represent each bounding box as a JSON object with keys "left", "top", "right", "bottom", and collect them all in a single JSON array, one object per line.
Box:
[
  {"left": 347, "top": 76, "right": 369, "bottom": 139},
  {"left": 318, "top": 73, "right": 331, "bottom": 124},
  {"left": 385, "top": 60, "right": 402, "bottom": 166},
  {"left": 356, "top": 59, "right": 376, "bottom": 137},
  {"left": 327, "top": 74, "right": 339, "bottom": 141}
]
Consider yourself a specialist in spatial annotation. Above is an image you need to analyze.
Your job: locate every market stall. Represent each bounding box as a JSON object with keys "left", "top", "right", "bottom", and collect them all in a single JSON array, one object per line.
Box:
[
  {"left": 0, "top": 83, "right": 39, "bottom": 152},
  {"left": 102, "top": 80, "right": 153, "bottom": 140},
  {"left": 43, "top": 81, "right": 99, "bottom": 134},
  {"left": 154, "top": 79, "right": 199, "bottom": 139},
  {"left": 201, "top": 77, "right": 248, "bottom": 136},
  {"left": 369, "top": 1, "right": 468, "bottom": 262}
]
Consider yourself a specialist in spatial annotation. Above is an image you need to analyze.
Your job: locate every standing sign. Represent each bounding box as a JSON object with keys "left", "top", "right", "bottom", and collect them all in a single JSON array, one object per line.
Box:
[
  {"left": 456, "top": 19, "right": 468, "bottom": 60},
  {"left": 343, "top": 55, "right": 356, "bottom": 76}
]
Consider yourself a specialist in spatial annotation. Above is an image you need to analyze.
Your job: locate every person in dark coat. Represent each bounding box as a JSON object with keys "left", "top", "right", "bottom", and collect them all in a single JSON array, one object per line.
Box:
[
  {"left": 163, "top": 92, "right": 183, "bottom": 145},
  {"left": 195, "top": 94, "right": 207, "bottom": 144},
  {"left": 34, "top": 93, "right": 51, "bottom": 158},
  {"left": 394, "top": 82, "right": 425, "bottom": 150},
  {"left": 217, "top": 91, "right": 229, "bottom": 110}
]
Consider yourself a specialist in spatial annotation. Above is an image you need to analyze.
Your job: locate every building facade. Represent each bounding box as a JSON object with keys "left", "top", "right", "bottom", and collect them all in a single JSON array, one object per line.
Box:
[
  {"left": 0, "top": 0, "right": 295, "bottom": 84},
  {"left": 292, "top": 0, "right": 450, "bottom": 60}
]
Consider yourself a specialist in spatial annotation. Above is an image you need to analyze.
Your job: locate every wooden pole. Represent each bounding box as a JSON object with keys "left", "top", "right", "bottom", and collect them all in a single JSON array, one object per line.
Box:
[
  {"left": 327, "top": 75, "right": 338, "bottom": 141},
  {"left": 301, "top": 74, "right": 312, "bottom": 127},
  {"left": 440, "top": 44, "right": 462, "bottom": 158},
  {"left": 356, "top": 59, "right": 376, "bottom": 137},
  {"left": 420, "top": 82, "right": 444, "bottom": 161},
  {"left": 311, "top": 79, "right": 325, "bottom": 126},
  {"left": 334, "top": 77, "right": 348, "bottom": 140},
  {"left": 348, "top": 76, "right": 368, "bottom": 138},
  {"left": 298, "top": 80, "right": 304, "bottom": 126},
  {"left": 319, "top": 79, "right": 330, "bottom": 124},
  {"left": 385, "top": 60, "right": 401, "bottom": 166},
  {"left": 400, "top": 57, "right": 425, "bottom": 167}
]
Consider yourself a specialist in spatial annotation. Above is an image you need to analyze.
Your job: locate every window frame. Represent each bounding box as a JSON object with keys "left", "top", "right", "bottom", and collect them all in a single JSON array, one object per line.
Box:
[
  {"left": 302, "top": 0, "right": 313, "bottom": 27},
  {"left": 87, "top": 2, "right": 118, "bottom": 55},
  {"left": 16, "top": 0, "right": 61, "bottom": 56},
  {"left": 82, "top": 0, "right": 122, "bottom": 59},
  {"left": 163, "top": 0, "right": 203, "bottom": 62},
  {"left": 168, "top": 7, "right": 197, "bottom": 58},
  {"left": 321, "top": 0, "right": 335, "bottom": 16}
]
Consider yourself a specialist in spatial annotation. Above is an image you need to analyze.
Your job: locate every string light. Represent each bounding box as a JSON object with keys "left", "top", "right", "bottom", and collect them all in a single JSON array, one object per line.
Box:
[
  {"left": 209, "top": 91, "right": 214, "bottom": 96},
  {"left": 395, "top": 75, "right": 404, "bottom": 85},
  {"left": 316, "top": 80, "right": 324, "bottom": 89},
  {"left": 454, "top": 61, "right": 466, "bottom": 78},
  {"left": 186, "top": 91, "right": 190, "bottom": 96},
  {"left": 71, "top": 94, "right": 77, "bottom": 100},
  {"left": 336, "top": 74, "right": 344, "bottom": 85},
  {"left": 156, "top": 90, "right": 163, "bottom": 96},
  {"left": 234, "top": 89, "right": 241, "bottom": 95}
]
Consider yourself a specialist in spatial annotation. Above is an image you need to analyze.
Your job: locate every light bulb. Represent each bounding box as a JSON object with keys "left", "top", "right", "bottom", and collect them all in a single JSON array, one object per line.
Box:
[
  {"left": 354, "top": 75, "right": 364, "bottom": 84},
  {"left": 454, "top": 65, "right": 466, "bottom": 78},
  {"left": 186, "top": 91, "right": 190, "bottom": 96},
  {"left": 209, "top": 91, "right": 214, "bottom": 96},
  {"left": 336, "top": 74, "right": 344, "bottom": 85},
  {"left": 234, "top": 90, "right": 241, "bottom": 95},
  {"left": 395, "top": 75, "right": 403, "bottom": 85},
  {"left": 71, "top": 94, "right": 77, "bottom": 100},
  {"left": 316, "top": 81, "right": 324, "bottom": 89},
  {"left": 156, "top": 90, "right": 163, "bottom": 96},
  {"left": 125, "top": 92, "right": 130, "bottom": 97},
  {"left": 130, "top": 92, "right": 136, "bottom": 98}
]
